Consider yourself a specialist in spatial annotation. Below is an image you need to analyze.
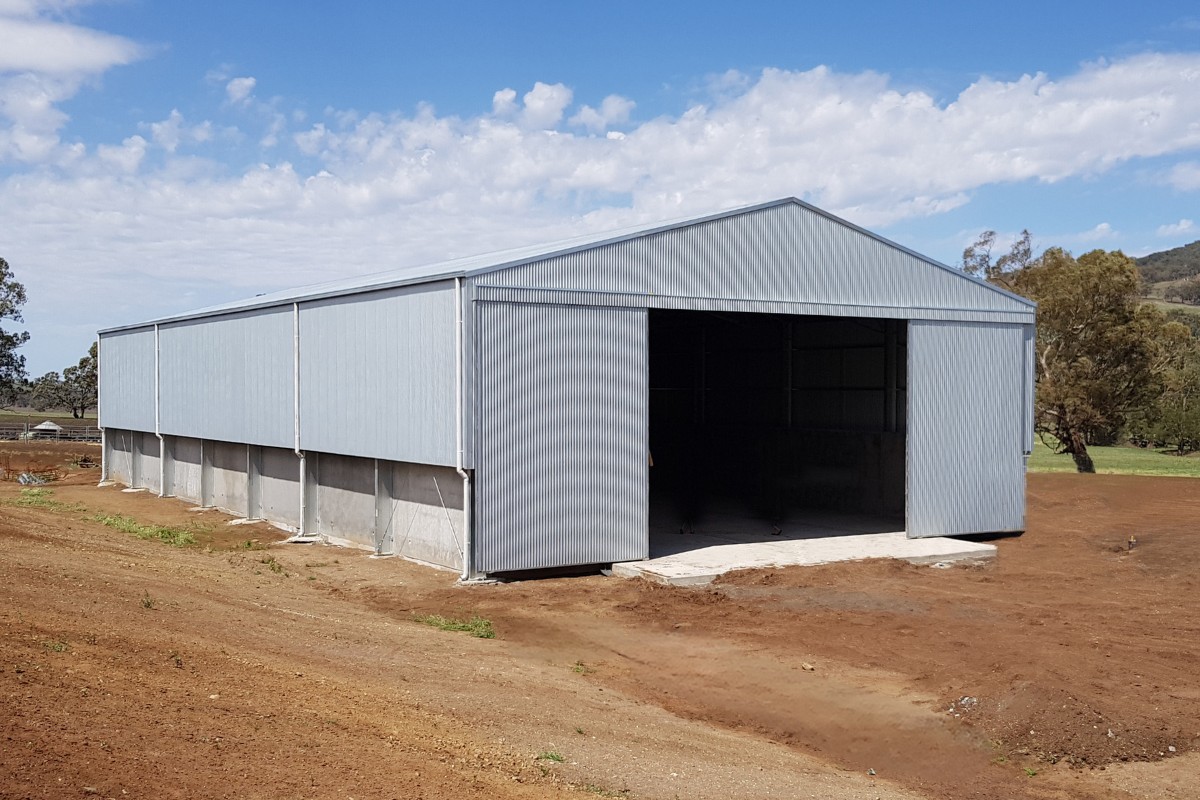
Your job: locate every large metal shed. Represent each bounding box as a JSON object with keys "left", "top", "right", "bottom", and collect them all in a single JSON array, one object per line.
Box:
[{"left": 98, "top": 198, "right": 1035, "bottom": 579}]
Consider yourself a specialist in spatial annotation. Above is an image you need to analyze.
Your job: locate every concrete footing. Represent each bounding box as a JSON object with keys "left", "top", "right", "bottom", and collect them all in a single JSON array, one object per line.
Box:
[
  {"left": 103, "top": 427, "right": 466, "bottom": 571},
  {"left": 612, "top": 531, "right": 997, "bottom": 586}
]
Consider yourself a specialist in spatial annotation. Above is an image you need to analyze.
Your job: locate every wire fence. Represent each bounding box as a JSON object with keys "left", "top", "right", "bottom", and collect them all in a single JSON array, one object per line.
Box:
[{"left": 0, "top": 425, "right": 101, "bottom": 442}]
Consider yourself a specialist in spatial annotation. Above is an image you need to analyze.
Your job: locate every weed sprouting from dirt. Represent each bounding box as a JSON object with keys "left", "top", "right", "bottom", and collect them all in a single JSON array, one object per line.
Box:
[
  {"left": 583, "top": 785, "right": 629, "bottom": 798},
  {"left": 259, "top": 555, "right": 287, "bottom": 575},
  {"left": 537, "top": 751, "right": 565, "bottom": 763},
  {"left": 239, "top": 539, "right": 266, "bottom": 550},
  {"left": 572, "top": 660, "right": 593, "bottom": 675},
  {"left": 5, "top": 488, "right": 85, "bottom": 512},
  {"left": 42, "top": 640, "right": 69, "bottom": 653},
  {"left": 140, "top": 591, "right": 156, "bottom": 610},
  {"left": 94, "top": 513, "right": 196, "bottom": 547},
  {"left": 413, "top": 614, "right": 496, "bottom": 639}
]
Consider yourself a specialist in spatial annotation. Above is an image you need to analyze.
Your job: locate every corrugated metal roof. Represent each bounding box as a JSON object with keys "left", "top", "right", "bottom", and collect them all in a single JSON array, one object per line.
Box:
[{"left": 99, "top": 197, "right": 1033, "bottom": 333}]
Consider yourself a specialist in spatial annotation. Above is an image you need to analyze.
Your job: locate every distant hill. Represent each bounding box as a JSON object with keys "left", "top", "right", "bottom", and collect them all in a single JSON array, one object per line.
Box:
[{"left": 1137, "top": 239, "right": 1200, "bottom": 284}]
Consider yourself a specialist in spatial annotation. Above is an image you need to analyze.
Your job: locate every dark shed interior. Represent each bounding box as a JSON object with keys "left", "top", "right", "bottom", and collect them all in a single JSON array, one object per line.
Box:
[{"left": 647, "top": 309, "right": 907, "bottom": 535}]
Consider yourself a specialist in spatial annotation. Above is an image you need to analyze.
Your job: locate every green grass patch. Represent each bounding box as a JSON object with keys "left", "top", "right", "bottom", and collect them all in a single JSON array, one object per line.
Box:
[
  {"left": 537, "top": 751, "right": 565, "bottom": 763},
  {"left": 93, "top": 513, "right": 197, "bottom": 547},
  {"left": 3, "top": 488, "right": 85, "bottom": 512},
  {"left": 413, "top": 614, "right": 496, "bottom": 639},
  {"left": 1027, "top": 438, "right": 1200, "bottom": 477},
  {"left": 1144, "top": 296, "right": 1200, "bottom": 315}
]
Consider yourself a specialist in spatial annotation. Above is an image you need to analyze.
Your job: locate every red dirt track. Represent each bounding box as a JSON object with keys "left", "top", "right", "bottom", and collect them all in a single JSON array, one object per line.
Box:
[{"left": 3, "top": 442, "right": 1200, "bottom": 799}]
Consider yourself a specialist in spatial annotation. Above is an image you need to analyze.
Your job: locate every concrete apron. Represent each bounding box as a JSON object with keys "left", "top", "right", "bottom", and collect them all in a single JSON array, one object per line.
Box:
[{"left": 612, "top": 531, "right": 997, "bottom": 586}]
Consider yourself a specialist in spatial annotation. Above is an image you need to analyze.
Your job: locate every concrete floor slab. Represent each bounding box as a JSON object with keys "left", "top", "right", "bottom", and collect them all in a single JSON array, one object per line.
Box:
[{"left": 613, "top": 531, "right": 996, "bottom": 586}]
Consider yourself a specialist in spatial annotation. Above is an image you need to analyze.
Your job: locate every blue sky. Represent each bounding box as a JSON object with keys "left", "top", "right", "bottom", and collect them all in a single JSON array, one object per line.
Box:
[{"left": 1, "top": 0, "right": 1199, "bottom": 375}]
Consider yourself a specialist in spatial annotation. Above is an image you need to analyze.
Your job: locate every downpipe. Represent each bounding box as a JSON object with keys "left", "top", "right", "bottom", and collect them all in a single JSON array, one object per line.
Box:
[
  {"left": 97, "top": 335, "right": 109, "bottom": 484},
  {"left": 99, "top": 427, "right": 109, "bottom": 483},
  {"left": 287, "top": 301, "right": 319, "bottom": 543},
  {"left": 154, "top": 325, "right": 165, "bottom": 496},
  {"left": 454, "top": 277, "right": 477, "bottom": 582}
]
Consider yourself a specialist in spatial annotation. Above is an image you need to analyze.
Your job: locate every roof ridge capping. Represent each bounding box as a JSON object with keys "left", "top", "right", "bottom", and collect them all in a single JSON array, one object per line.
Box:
[{"left": 98, "top": 196, "right": 1032, "bottom": 333}]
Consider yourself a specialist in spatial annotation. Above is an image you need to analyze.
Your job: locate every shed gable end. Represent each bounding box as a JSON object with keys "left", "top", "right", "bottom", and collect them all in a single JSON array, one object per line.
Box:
[{"left": 479, "top": 202, "right": 1031, "bottom": 317}]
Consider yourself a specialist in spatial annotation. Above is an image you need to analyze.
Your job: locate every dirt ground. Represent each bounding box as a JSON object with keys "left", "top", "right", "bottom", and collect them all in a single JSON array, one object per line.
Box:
[{"left": 3, "top": 442, "right": 1200, "bottom": 800}]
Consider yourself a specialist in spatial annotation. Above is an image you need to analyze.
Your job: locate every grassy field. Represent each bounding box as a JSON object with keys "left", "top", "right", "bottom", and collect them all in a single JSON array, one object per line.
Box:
[
  {"left": 0, "top": 408, "right": 97, "bottom": 427},
  {"left": 1028, "top": 437, "right": 1200, "bottom": 477},
  {"left": 1144, "top": 297, "right": 1200, "bottom": 315}
]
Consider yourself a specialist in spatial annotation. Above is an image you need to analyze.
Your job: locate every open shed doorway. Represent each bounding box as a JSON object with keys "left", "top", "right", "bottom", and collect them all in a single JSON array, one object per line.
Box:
[{"left": 647, "top": 309, "right": 907, "bottom": 557}]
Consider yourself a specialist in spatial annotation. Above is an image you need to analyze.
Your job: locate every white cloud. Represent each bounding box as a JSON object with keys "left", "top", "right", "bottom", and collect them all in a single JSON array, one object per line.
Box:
[
  {"left": 0, "top": 72, "right": 72, "bottom": 162},
  {"left": 145, "top": 109, "right": 212, "bottom": 153},
  {"left": 260, "top": 112, "right": 286, "bottom": 147},
  {"left": 521, "top": 81, "right": 572, "bottom": 129},
  {"left": 5, "top": 55, "right": 1200, "bottom": 372},
  {"left": 1158, "top": 219, "right": 1195, "bottom": 236},
  {"left": 0, "top": 2, "right": 144, "bottom": 166},
  {"left": 492, "top": 88, "right": 517, "bottom": 116},
  {"left": 570, "top": 94, "right": 635, "bottom": 132},
  {"left": 226, "top": 76, "right": 256, "bottom": 105},
  {"left": 96, "top": 134, "right": 146, "bottom": 172},
  {"left": 1077, "top": 222, "right": 1116, "bottom": 242},
  {"left": 0, "top": 12, "right": 142, "bottom": 75},
  {"left": 1166, "top": 161, "right": 1200, "bottom": 191}
]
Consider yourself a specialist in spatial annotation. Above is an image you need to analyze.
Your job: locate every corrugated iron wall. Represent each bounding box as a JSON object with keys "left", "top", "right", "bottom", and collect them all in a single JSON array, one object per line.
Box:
[
  {"left": 159, "top": 307, "right": 295, "bottom": 448},
  {"left": 299, "top": 283, "right": 458, "bottom": 466},
  {"left": 907, "top": 321, "right": 1030, "bottom": 537},
  {"left": 481, "top": 203, "right": 1032, "bottom": 318},
  {"left": 98, "top": 328, "right": 156, "bottom": 431},
  {"left": 99, "top": 282, "right": 460, "bottom": 467},
  {"left": 474, "top": 286, "right": 1033, "bottom": 325},
  {"left": 475, "top": 301, "right": 649, "bottom": 572}
]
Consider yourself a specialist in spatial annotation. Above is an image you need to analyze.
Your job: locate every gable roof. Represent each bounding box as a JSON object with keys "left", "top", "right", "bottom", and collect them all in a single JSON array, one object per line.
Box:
[{"left": 100, "top": 197, "right": 1032, "bottom": 333}]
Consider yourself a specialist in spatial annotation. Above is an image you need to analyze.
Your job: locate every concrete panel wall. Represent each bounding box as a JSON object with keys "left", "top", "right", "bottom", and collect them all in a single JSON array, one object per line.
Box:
[
  {"left": 314, "top": 453, "right": 376, "bottom": 548},
  {"left": 108, "top": 434, "right": 452, "bottom": 558},
  {"left": 99, "top": 329, "right": 157, "bottom": 432},
  {"left": 382, "top": 462, "right": 464, "bottom": 570},
  {"left": 159, "top": 308, "right": 295, "bottom": 449},
  {"left": 259, "top": 446, "right": 300, "bottom": 528},
  {"left": 105, "top": 429, "right": 135, "bottom": 485},
  {"left": 133, "top": 431, "right": 161, "bottom": 494},
  {"left": 169, "top": 437, "right": 203, "bottom": 502},
  {"left": 209, "top": 440, "right": 250, "bottom": 516}
]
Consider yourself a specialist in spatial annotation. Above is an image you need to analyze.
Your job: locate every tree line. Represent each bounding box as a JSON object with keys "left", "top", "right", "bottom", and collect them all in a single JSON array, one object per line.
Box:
[
  {"left": 0, "top": 257, "right": 98, "bottom": 418},
  {"left": 963, "top": 232, "right": 1200, "bottom": 472}
]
